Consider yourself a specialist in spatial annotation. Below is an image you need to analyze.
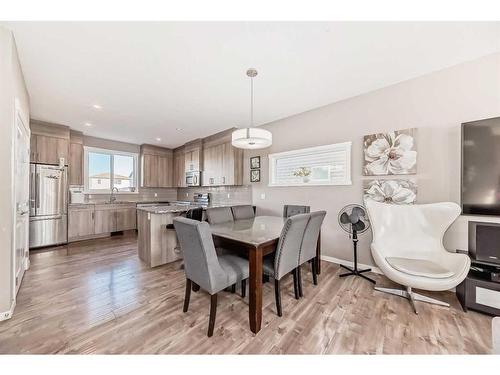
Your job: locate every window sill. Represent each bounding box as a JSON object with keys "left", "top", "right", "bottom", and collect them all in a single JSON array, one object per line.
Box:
[
  {"left": 268, "top": 181, "right": 352, "bottom": 187},
  {"left": 83, "top": 191, "right": 139, "bottom": 195}
]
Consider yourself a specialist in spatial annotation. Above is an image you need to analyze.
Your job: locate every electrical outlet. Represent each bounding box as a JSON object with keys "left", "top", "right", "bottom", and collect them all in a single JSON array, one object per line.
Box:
[
  {"left": 185, "top": 193, "right": 189, "bottom": 197},
  {"left": 227, "top": 193, "right": 231, "bottom": 199},
  {"left": 260, "top": 193, "right": 266, "bottom": 200},
  {"left": 154, "top": 193, "right": 158, "bottom": 197}
]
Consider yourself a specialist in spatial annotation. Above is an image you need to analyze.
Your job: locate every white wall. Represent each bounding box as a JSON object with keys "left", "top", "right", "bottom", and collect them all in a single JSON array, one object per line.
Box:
[
  {"left": 244, "top": 52, "right": 500, "bottom": 265},
  {"left": 0, "top": 27, "right": 30, "bottom": 314}
]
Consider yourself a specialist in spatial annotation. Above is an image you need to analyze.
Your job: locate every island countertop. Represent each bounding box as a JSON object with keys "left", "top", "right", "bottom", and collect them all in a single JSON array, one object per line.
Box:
[{"left": 136, "top": 203, "right": 235, "bottom": 214}]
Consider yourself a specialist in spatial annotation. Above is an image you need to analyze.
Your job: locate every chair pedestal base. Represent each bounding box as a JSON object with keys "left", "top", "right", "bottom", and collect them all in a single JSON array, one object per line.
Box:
[{"left": 375, "top": 286, "right": 450, "bottom": 314}]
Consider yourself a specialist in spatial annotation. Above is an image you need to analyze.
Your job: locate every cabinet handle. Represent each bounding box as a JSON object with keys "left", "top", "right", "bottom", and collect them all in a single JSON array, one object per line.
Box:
[
  {"left": 222, "top": 176, "right": 225, "bottom": 184},
  {"left": 91, "top": 212, "right": 94, "bottom": 220}
]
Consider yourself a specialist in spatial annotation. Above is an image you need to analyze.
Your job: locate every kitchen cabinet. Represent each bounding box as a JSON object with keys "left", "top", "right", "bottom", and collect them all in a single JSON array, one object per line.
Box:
[
  {"left": 68, "top": 205, "right": 95, "bottom": 240},
  {"left": 30, "top": 120, "right": 70, "bottom": 165},
  {"left": 68, "top": 130, "right": 84, "bottom": 185},
  {"left": 94, "top": 204, "right": 137, "bottom": 234},
  {"left": 184, "top": 139, "right": 202, "bottom": 172},
  {"left": 140, "top": 145, "right": 173, "bottom": 188},
  {"left": 33, "top": 135, "right": 69, "bottom": 165},
  {"left": 173, "top": 148, "right": 186, "bottom": 187},
  {"left": 202, "top": 140, "right": 243, "bottom": 186}
]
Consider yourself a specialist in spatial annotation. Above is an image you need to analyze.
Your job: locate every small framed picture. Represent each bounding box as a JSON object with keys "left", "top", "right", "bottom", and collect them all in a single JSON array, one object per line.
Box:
[
  {"left": 250, "top": 169, "right": 260, "bottom": 183},
  {"left": 250, "top": 156, "right": 261, "bottom": 169}
]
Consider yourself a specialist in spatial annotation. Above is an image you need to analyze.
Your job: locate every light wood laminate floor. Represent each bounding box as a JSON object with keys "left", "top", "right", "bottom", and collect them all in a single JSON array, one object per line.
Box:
[{"left": 0, "top": 234, "right": 493, "bottom": 354}]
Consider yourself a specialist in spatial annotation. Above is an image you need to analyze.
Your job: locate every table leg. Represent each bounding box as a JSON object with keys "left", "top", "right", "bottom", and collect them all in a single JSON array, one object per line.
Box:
[
  {"left": 316, "top": 231, "right": 321, "bottom": 275},
  {"left": 249, "top": 246, "right": 263, "bottom": 334}
]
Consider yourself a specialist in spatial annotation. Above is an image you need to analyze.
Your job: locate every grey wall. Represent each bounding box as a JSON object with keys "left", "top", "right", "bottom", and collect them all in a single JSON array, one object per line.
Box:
[
  {"left": 244, "top": 52, "right": 500, "bottom": 266},
  {"left": 0, "top": 27, "right": 30, "bottom": 313}
]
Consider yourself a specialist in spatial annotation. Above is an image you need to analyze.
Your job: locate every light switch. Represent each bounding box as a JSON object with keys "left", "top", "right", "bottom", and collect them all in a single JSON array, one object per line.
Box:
[{"left": 260, "top": 193, "right": 266, "bottom": 200}]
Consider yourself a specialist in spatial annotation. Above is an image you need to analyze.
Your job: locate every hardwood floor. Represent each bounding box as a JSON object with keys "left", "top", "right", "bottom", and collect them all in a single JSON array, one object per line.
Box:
[{"left": 0, "top": 234, "right": 492, "bottom": 354}]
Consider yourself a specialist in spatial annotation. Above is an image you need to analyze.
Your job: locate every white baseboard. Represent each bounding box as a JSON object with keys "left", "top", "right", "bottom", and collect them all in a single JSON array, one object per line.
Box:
[
  {"left": 321, "top": 255, "right": 383, "bottom": 275},
  {"left": 0, "top": 299, "right": 16, "bottom": 322}
]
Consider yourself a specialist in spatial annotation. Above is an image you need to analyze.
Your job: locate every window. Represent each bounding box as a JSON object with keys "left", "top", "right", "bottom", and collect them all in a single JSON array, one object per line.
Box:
[
  {"left": 84, "top": 146, "right": 138, "bottom": 193},
  {"left": 268, "top": 142, "right": 351, "bottom": 186}
]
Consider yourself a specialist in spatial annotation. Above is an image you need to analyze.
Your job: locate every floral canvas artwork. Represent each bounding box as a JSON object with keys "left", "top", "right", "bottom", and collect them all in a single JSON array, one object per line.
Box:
[
  {"left": 363, "top": 128, "right": 417, "bottom": 175},
  {"left": 363, "top": 179, "right": 417, "bottom": 205}
]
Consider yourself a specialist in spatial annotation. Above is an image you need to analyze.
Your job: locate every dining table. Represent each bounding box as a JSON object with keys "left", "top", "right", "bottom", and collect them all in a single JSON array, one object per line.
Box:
[{"left": 209, "top": 215, "right": 321, "bottom": 334}]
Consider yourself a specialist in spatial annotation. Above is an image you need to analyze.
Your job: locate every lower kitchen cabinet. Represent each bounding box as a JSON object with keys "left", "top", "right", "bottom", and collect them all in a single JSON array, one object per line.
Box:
[
  {"left": 94, "top": 204, "right": 137, "bottom": 234},
  {"left": 68, "top": 205, "right": 95, "bottom": 240},
  {"left": 69, "top": 204, "right": 137, "bottom": 242}
]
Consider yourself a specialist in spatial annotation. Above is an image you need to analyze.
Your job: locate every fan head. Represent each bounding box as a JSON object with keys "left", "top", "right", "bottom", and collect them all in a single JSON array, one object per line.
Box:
[{"left": 338, "top": 204, "right": 370, "bottom": 235}]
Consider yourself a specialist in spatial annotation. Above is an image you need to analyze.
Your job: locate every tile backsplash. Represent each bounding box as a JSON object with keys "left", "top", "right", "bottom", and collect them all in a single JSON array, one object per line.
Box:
[
  {"left": 177, "top": 185, "right": 252, "bottom": 205},
  {"left": 72, "top": 187, "right": 178, "bottom": 204}
]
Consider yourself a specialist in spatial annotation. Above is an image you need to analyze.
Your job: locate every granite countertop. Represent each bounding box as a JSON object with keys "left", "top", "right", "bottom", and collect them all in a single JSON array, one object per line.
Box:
[
  {"left": 69, "top": 200, "right": 171, "bottom": 207},
  {"left": 136, "top": 203, "right": 236, "bottom": 214}
]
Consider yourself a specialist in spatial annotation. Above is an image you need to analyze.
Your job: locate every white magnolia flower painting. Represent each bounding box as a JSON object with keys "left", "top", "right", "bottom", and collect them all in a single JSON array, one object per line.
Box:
[
  {"left": 363, "top": 179, "right": 417, "bottom": 205},
  {"left": 363, "top": 128, "right": 417, "bottom": 175}
]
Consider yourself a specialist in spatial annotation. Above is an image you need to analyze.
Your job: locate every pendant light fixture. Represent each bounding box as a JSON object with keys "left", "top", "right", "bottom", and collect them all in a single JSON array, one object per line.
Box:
[{"left": 231, "top": 68, "right": 272, "bottom": 149}]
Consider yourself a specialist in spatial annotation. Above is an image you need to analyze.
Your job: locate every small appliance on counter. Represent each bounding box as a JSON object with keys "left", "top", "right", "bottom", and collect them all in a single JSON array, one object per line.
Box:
[{"left": 69, "top": 188, "right": 85, "bottom": 204}]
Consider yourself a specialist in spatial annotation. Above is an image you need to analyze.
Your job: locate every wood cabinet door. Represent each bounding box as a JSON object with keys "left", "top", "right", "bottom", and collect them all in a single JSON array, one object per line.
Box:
[
  {"left": 158, "top": 155, "right": 173, "bottom": 187},
  {"left": 30, "top": 133, "right": 37, "bottom": 163},
  {"left": 191, "top": 148, "right": 200, "bottom": 171},
  {"left": 94, "top": 209, "right": 116, "bottom": 234},
  {"left": 221, "top": 142, "right": 234, "bottom": 185},
  {"left": 36, "top": 135, "right": 58, "bottom": 164},
  {"left": 68, "top": 208, "right": 94, "bottom": 240},
  {"left": 202, "top": 146, "right": 214, "bottom": 186},
  {"left": 142, "top": 154, "right": 159, "bottom": 187},
  {"left": 56, "top": 138, "right": 69, "bottom": 165},
  {"left": 173, "top": 152, "right": 185, "bottom": 187},
  {"left": 69, "top": 142, "right": 83, "bottom": 185},
  {"left": 115, "top": 208, "right": 137, "bottom": 231}
]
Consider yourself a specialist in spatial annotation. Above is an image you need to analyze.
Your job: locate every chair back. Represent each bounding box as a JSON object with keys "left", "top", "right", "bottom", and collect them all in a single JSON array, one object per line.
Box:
[
  {"left": 299, "top": 210, "right": 326, "bottom": 264},
  {"left": 206, "top": 207, "right": 234, "bottom": 225},
  {"left": 274, "top": 213, "right": 310, "bottom": 279},
  {"left": 231, "top": 205, "right": 255, "bottom": 220},
  {"left": 283, "top": 205, "right": 310, "bottom": 218},
  {"left": 173, "top": 217, "right": 226, "bottom": 294},
  {"left": 186, "top": 207, "right": 203, "bottom": 221},
  {"left": 365, "top": 200, "right": 461, "bottom": 259}
]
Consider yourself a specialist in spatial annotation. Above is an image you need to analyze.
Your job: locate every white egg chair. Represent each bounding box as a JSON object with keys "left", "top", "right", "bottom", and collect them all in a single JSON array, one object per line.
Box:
[{"left": 365, "top": 200, "right": 470, "bottom": 314}]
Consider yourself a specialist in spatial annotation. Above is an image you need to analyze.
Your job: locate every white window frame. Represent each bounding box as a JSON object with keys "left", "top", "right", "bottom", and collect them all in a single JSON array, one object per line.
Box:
[
  {"left": 83, "top": 146, "right": 139, "bottom": 194},
  {"left": 268, "top": 142, "right": 352, "bottom": 187}
]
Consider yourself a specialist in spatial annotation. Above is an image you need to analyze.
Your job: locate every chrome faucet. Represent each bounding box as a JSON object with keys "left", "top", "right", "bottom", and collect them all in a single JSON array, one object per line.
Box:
[{"left": 110, "top": 187, "right": 119, "bottom": 203}]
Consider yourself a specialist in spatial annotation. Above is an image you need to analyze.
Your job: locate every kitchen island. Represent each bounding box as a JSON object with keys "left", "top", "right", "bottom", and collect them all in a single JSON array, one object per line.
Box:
[{"left": 136, "top": 204, "right": 190, "bottom": 267}]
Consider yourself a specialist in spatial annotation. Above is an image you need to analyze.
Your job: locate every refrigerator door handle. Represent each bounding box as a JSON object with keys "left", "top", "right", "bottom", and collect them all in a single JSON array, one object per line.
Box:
[{"left": 36, "top": 172, "right": 40, "bottom": 209}]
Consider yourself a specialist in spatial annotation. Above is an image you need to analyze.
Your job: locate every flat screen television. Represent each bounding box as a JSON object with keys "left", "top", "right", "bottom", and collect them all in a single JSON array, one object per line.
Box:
[{"left": 462, "top": 116, "right": 500, "bottom": 216}]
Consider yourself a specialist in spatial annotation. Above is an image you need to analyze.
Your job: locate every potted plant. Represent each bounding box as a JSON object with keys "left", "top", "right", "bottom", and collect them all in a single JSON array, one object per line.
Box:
[{"left": 293, "top": 167, "right": 312, "bottom": 183}]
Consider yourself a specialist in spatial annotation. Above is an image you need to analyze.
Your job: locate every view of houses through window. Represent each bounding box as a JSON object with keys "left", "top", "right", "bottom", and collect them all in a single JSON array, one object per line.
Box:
[{"left": 84, "top": 147, "right": 138, "bottom": 193}]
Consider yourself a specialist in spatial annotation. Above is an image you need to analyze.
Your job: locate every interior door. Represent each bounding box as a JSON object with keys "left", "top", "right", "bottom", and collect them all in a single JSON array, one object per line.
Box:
[{"left": 14, "top": 112, "right": 30, "bottom": 292}]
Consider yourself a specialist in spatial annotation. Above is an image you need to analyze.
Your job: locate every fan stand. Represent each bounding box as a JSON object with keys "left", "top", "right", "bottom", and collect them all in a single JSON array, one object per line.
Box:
[{"left": 339, "top": 229, "right": 376, "bottom": 284}]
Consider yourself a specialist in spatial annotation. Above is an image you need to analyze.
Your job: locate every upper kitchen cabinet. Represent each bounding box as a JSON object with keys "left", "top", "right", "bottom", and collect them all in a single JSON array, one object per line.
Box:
[
  {"left": 173, "top": 147, "right": 186, "bottom": 187},
  {"left": 30, "top": 120, "right": 70, "bottom": 165},
  {"left": 69, "top": 130, "right": 84, "bottom": 185},
  {"left": 184, "top": 139, "right": 202, "bottom": 172},
  {"left": 202, "top": 130, "right": 243, "bottom": 186},
  {"left": 140, "top": 144, "right": 173, "bottom": 188}
]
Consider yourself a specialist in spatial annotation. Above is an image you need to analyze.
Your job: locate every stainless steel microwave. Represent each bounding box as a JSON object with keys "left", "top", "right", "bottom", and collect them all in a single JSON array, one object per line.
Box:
[{"left": 185, "top": 171, "right": 200, "bottom": 186}]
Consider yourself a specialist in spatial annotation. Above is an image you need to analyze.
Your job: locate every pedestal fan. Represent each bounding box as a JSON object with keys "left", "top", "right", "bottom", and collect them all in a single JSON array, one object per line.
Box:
[{"left": 338, "top": 204, "right": 376, "bottom": 284}]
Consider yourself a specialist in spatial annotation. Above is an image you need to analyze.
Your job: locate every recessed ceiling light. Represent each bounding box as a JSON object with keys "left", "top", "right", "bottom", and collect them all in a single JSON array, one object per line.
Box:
[
  {"left": 156, "top": 137, "right": 161, "bottom": 141},
  {"left": 84, "top": 122, "right": 93, "bottom": 127},
  {"left": 176, "top": 128, "right": 183, "bottom": 131},
  {"left": 92, "top": 104, "right": 102, "bottom": 109}
]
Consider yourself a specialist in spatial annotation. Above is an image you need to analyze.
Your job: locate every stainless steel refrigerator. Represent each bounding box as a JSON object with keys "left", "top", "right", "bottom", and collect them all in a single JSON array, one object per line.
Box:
[{"left": 29, "top": 164, "right": 68, "bottom": 248}]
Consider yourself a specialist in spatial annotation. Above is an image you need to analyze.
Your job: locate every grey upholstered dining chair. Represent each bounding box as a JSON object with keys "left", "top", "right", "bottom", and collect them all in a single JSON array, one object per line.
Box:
[
  {"left": 297, "top": 211, "right": 326, "bottom": 296},
  {"left": 283, "top": 204, "right": 310, "bottom": 218},
  {"left": 173, "top": 217, "right": 249, "bottom": 337},
  {"left": 231, "top": 205, "right": 255, "bottom": 220},
  {"left": 206, "top": 206, "right": 234, "bottom": 225},
  {"left": 263, "top": 213, "right": 310, "bottom": 317}
]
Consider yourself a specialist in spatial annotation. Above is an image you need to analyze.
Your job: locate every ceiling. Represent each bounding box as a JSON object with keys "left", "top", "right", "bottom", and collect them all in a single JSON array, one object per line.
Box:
[{"left": 4, "top": 22, "right": 500, "bottom": 148}]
